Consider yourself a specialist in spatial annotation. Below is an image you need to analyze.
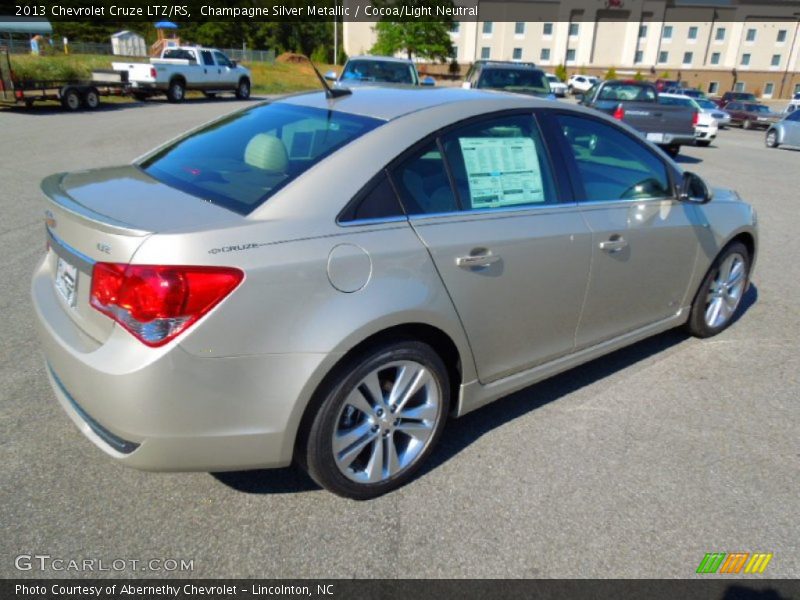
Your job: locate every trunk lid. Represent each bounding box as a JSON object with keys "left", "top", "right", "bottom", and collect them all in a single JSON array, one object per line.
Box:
[{"left": 42, "top": 166, "right": 241, "bottom": 343}]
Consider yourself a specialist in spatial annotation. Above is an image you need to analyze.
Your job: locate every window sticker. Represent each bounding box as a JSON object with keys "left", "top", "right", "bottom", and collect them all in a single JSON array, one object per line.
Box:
[{"left": 458, "top": 137, "right": 545, "bottom": 208}]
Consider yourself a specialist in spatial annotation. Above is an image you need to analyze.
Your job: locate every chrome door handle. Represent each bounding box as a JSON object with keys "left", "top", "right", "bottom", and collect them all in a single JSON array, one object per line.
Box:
[
  {"left": 599, "top": 237, "right": 628, "bottom": 253},
  {"left": 456, "top": 253, "right": 500, "bottom": 268}
]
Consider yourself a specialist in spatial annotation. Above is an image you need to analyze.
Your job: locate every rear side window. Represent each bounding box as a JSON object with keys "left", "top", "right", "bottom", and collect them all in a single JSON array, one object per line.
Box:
[
  {"left": 558, "top": 115, "right": 672, "bottom": 202},
  {"left": 201, "top": 51, "right": 214, "bottom": 66},
  {"left": 141, "top": 103, "right": 382, "bottom": 215},
  {"left": 339, "top": 173, "right": 404, "bottom": 222},
  {"left": 391, "top": 142, "right": 459, "bottom": 215}
]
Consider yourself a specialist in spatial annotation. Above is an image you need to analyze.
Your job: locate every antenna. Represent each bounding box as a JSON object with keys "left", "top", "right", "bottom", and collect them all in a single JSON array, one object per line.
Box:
[{"left": 307, "top": 56, "right": 351, "bottom": 99}]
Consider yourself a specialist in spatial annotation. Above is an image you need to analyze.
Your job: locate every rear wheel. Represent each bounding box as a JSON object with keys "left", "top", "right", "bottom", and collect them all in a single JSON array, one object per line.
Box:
[
  {"left": 696, "top": 140, "right": 711, "bottom": 147},
  {"left": 167, "top": 79, "right": 185, "bottom": 103},
  {"left": 60, "top": 88, "right": 81, "bottom": 111},
  {"left": 304, "top": 341, "right": 450, "bottom": 499},
  {"left": 686, "top": 241, "right": 751, "bottom": 338},
  {"left": 83, "top": 88, "right": 100, "bottom": 110},
  {"left": 742, "top": 119, "right": 752, "bottom": 130},
  {"left": 664, "top": 145, "right": 680, "bottom": 158},
  {"left": 132, "top": 92, "right": 148, "bottom": 102},
  {"left": 765, "top": 129, "right": 779, "bottom": 148}
]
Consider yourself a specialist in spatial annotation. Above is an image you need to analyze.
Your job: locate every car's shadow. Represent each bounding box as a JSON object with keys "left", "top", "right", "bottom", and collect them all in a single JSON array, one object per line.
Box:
[
  {"left": 213, "top": 284, "right": 758, "bottom": 496},
  {"left": 674, "top": 153, "right": 703, "bottom": 164}
]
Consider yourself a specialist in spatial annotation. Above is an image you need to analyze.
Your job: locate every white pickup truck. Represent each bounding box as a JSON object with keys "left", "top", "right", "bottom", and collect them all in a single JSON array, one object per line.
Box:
[{"left": 112, "top": 47, "right": 252, "bottom": 103}]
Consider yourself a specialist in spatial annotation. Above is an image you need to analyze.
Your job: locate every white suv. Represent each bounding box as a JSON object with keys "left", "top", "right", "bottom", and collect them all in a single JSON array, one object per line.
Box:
[{"left": 568, "top": 74, "right": 599, "bottom": 94}]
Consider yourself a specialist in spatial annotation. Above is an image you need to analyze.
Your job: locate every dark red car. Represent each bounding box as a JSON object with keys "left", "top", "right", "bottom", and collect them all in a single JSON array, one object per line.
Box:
[
  {"left": 654, "top": 79, "right": 679, "bottom": 93},
  {"left": 725, "top": 101, "right": 781, "bottom": 129},
  {"left": 716, "top": 91, "right": 757, "bottom": 109}
]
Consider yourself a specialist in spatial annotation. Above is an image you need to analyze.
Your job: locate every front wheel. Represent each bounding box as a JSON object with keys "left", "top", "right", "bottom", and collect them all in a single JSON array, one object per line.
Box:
[
  {"left": 235, "top": 78, "right": 251, "bottom": 100},
  {"left": 696, "top": 140, "right": 711, "bottom": 147},
  {"left": 765, "top": 129, "right": 779, "bottom": 148},
  {"left": 742, "top": 119, "right": 752, "bottom": 130},
  {"left": 686, "top": 241, "right": 751, "bottom": 338},
  {"left": 303, "top": 341, "right": 450, "bottom": 499},
  {"left": 664, "top": 145, "right": 680, "bottom": 158},
  {"left": 83, "top": 88, "right": 100, "bottom": 110}
]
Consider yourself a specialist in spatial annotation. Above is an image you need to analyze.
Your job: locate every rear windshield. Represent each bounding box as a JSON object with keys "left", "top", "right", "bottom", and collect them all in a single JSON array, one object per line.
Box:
[
  {"left": 341, "top": 60, "right": 416, "bottom": 84},
  {"left": 598, "top": 84, "right": 656, "bottom": 102},
  {"left": 162, "top": 49, "right": 197, "bottom": 62},
  {"left": 478, "top": 68, "right": 550, "bottom": 95},
  {"left": 141, "top": 103, "right": 382, "bottom": 215},
  {"left": 744, "top": 104, "right": 770, "bottom": 113}
]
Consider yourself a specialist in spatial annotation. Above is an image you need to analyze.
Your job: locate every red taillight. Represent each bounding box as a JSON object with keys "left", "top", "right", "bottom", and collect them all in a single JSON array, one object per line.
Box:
[
  {"left": 90, "top": 264, "right": 244, "bottom": 347},
  {"left": 692, "top": 110, "right": 699, "bottom": 126},
  {"left": 150, "top": 67, "right": 157, "bottom": 79},
  {"left": 613, "top": 104, "right": 625, "bottom": 120}
]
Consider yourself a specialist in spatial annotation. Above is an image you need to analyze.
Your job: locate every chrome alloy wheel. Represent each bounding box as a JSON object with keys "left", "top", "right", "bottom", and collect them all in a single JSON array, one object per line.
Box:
[
  {"left": 332, "top": 360, "right": 441, "bottom": 484},
  {"left": 705, "top": 252, "right": 747, "bottom": 328}
]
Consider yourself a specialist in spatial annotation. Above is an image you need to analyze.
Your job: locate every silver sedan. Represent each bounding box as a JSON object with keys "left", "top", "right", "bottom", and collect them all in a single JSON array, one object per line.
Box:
[
  {"left": 766, "top": 109, "right": 800, "bottom": 148},
  {"left": 32, "top": 87, "right": 758, "bottom": 499}
]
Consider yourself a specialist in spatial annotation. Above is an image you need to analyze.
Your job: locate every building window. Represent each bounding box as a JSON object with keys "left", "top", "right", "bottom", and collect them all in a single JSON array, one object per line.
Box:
[
  {"left": 741, "top": 53, "right": 751, "bottom": 66},
  {"left": 569, "top": 23, "right": 579, "bottom": 37},
  {"left": 708, "top": 81, "right": 719, "bottom": 94},
  {"left": 452, "top": 46, "right": 458, "bottom": 60},
  {"left": 451, "top": 22, "right": 460, "bottom": 34},
  {"left": 512, "top": 48, "right": 522, "bottom": 61},
  {"left": 764, "top": 82, "right": 774, "bottom": 96},
  {"left": 639, "top": 25, "right": 647, "bottom": 38},
  {"left": 688, "top": 26, "right": 698, "bottom": 40},
  {"left": 540, "top": 48, "right": 551, "bottom": 62},
  {"left": 481, "top": 47, "right": 490, "bottom": 59},
  {"left": 795, "top": 83, "right": 800, "bottom": 96},
  {"left": 482, "top": 22, "right": 493, "bottom": 35},
  {"left": 734, "top": 81, "right": 746, "bottom": 92},
  {"left": 777, "top": 29, "right": 787, "bottom": 43},
  {"left": 635, "top": 50, "right": 644, "bottom": 64},
  {"left": 658, "top": 51, "right": 669, "bottom": 64},
  {"left": 746, "top": 28, "right": 756, "bottom": 42},
  {"left": 771, "top": 54, "right": 781, "bottom": 67},
  {"left": 663, "top": 25, "right": 673, "bottom": 39},
  {"left": 683, "top": 51, "right": 693, "bottom": 65},
  {"left": 543, "top": 23, "right": 553, "bottom": 36},
  {"left": 515, "top": 22, "right": 525, "bottom": 36},
  {"left": 715, "top": 27, "right": 725, "bottom": 41},
  {"left": 566, "top": 49, "right": 576, "bottom": 63},
  {"left": 710, "top": 52, "right": 721, "bottom": 65}
]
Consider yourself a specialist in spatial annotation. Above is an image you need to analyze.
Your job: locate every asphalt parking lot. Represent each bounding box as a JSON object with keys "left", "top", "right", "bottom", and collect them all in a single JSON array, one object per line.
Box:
[{"left": 1, "top": 97, "right": 798, "bottom": 579}]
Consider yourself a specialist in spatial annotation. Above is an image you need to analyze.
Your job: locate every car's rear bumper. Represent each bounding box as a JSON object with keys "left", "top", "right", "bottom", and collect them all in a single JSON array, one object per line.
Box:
[{"left": 32, "top": 255, "right": 336, "bottom": 472}]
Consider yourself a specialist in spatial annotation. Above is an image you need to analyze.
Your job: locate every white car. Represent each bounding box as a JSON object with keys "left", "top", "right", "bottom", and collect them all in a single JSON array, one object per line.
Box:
[
  {"left": 545, "top": 73, "right": 568, "bottom": 97},
  {"left": 784, "top": 93, "right": 800, "bottom": 114},
  {"left": 112, "top": 46, "right": 252, "bottom": 103},
  {"left": 568, "top": 74, "right": 599, "bottom": 94},
  {"left": 693, "top": 98, "right": 732, "bottom": 128},
  {"left": 659, "top": 93, "right": 719, "bottom": 146}
]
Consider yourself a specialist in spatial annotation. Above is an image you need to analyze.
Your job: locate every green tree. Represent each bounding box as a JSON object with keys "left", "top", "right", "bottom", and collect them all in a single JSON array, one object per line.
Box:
[
  {"left": 554, "top": 64, "right": 568, "bottom": 82},
  {"left": 660, "top": 70, "right": 671, "bottom": 79},
  {"left": 604, "top": 66, "right": 617, "bottom": 80},
  {"left": 633, "top": 70, "right": 645, "bottom": 81},
  {"left": 371, "top": 1, "right": 454, "bottom": 61}
]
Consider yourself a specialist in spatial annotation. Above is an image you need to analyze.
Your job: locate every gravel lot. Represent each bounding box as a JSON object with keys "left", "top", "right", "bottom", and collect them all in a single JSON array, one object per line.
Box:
[{"left": 1, "top": 97, "right": 798, "bottom": 579}]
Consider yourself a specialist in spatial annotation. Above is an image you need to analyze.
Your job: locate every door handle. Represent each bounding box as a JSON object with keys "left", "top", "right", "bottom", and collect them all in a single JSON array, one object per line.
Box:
[
  {"left": 599, "top": 236, "right": 628, "bottom": 253},
  {"left": 456, "top": 252, "right": 500, "bottom": 268}
]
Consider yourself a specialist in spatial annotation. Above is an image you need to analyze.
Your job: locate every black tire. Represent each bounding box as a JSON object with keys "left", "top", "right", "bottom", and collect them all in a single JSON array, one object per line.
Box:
[
  {"left": 303, "top": 340, "right": 450, "bottom": 500},
  {"left": 132, "top": 92, "right": 149, "bottom": 102},
  {"left": 202, "top": 91, "right": 217, "bottom": 98},
  {"left": 665, "top": 145, "right": 680, "bottom": 158},
  {"left": 60, "top": 88, "right": 81, "bottom": 111},
  {"left": 83, "top": 88, "right": 100, "bottom": 110},
  {"left": 765, "top": 129, "right": 779, "bottom": 148},
  {"left": 167, "top": 78, "right": 186, "bottom": 103},
  {"left": 742, "top": 119, "right": 752, "bottom": 130},
  {"left": 235, "top": 77, "right": 251, "bottom": 100},
  {"left": 696, "top": 140, "right": 711, "bottom": 147},
  {"left": 686, "top": 241, "right": 751, "bottom": 338}
]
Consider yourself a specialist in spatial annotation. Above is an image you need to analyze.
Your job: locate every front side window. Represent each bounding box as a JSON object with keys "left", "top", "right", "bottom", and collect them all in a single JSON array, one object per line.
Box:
[
  {"left": 558, "top": 115, "right": 672, "bottom": 202},
  {"left": 441, "top": 114, "right": 557, "bottom": 211},
  {"left": 200, "top": 50, "right": 214, "bottom": 66},
  {"left": 213, "top": 51, "right": 232, "bottom": 68},
  {"left": 141, "top": 103, "right": 381, "bottom": 215}
]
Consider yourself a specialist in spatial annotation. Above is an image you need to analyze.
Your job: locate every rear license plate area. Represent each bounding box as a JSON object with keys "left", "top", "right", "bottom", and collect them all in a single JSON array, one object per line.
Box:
[{"left": 55, "top": 257, "right": 78, "bottom": 308}]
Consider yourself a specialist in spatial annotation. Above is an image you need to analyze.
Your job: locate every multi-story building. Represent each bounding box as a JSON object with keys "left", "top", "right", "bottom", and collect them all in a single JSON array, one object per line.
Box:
[{"left": 344, "top": 0, "right": 800, "bottom": 99}]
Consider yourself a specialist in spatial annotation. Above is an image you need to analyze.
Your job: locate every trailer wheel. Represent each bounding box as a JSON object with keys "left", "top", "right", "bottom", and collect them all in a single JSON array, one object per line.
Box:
[
  {"left": 24, "top": 99, "right": 35, "bottom": 109},
  {"left": 83, "top": 88, "right": 100, "bottom": 110},
  {"left": 167, "top": 78, "right": 185, "bottom": 103},
  {"left": 61, "top": 88, "right": 82, "bottom": 111},
  {"left": 132, "top": 92, "right": 148, "bottom": 102}
]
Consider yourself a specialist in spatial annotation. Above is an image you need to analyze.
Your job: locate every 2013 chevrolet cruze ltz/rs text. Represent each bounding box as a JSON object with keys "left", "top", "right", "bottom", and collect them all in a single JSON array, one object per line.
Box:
[{"left": 33, "top": 87, "right": 757, "bottom": 499}]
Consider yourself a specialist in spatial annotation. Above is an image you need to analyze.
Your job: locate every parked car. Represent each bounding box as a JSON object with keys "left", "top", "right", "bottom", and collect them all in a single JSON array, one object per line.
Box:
[
  {"left": 579, "top": 80, "right": 696, "bottom": 156},
  {"left": 725, "top": 102, "right": 782, "bottom": 129},
  {"left": 782, "top": 92, "right": 800, "bottom": 114},
  {"left": 33, "top": 87, "right": 757, "bottom": 499},
  {"left": 765, "top": 109, "right": 800, "bottom": 148},
  {"left": 716, "top": 91, "right": 757, "bottom": 109},
  {"left": 658, "top": 93, "right": 718, "bottom": 146},
  {"left": 463, "top": 62, "right": 554, "bottom": 99},
  {"left": 568, "top": 74, "right": 599, "bottom": 94},
  {"left": 654, "top": 79, "right": 680, "bottom": 93},
  {"left": 325, "top": 55, "right": 431, "bottom": 87},
  {"left": 694, "top": 98, "right": 732, "bottom": 127},
  {"left": 664, "top": 87, "right": 707, "bottom": 100},
  {"left": 112, "top": 47, "right": 252, "bottom": 102},
  {"left": 545, "top": 73, "right": 568, "bottom": 97}
]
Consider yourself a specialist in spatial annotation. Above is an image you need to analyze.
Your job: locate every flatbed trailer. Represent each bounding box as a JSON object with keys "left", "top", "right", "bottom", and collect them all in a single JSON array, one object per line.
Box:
[{"left": 0, "top": 46, "right": 131, "bottom": 111}]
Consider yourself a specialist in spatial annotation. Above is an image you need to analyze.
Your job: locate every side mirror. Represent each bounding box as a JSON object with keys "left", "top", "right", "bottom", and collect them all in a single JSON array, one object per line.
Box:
[
  {"left": 679, "top": 171, "right": 713, "bottom": 204},
  {"left": 230, "top": 60, "right": 237, "bottom": 68},
  {"left": 461, "top": 81, "right": 472, "bottom": 89},
  {"left": 421, "top": 76, "right": 436, "bottom": 86},
  {"left": 324, "top": 70, "right": 337, "bottom": 82}
]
